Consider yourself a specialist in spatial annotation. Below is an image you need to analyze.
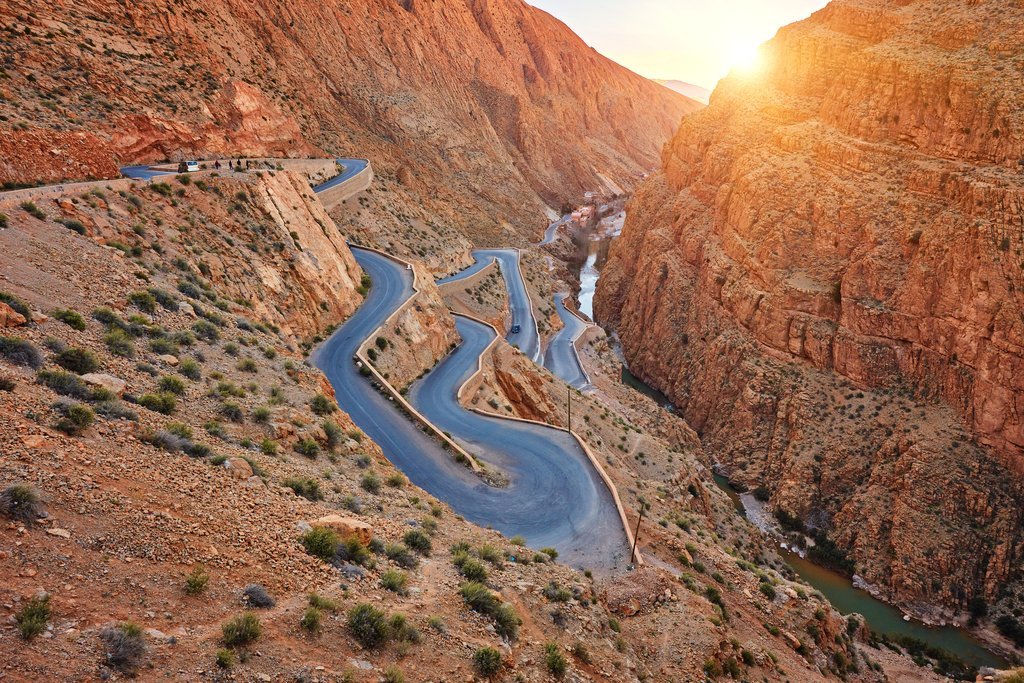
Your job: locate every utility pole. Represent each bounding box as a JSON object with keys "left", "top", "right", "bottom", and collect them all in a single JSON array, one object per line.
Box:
[
  {"left": 629, "top": 505, "right": 644, "bottom": 566},
  {"left": 567, "top": 386, "right": 571, "bottom": 433}
]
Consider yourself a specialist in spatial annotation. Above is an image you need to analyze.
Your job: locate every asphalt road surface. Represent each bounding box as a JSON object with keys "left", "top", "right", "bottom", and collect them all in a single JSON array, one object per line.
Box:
[
  {"left": 437, "top": 249, "right": 540, "bottom": 362},
  {"left": 538, "top": 214, "right": 570, "bottom": 245},
  {"left": 313, "top": 249, "right": 628, "bottom": 570},
  {"left": 120, "top": 158, "right": 368, "bottom": 184},
  {"left": 544, "top": 293, "right": 591, "bottom": 389}
]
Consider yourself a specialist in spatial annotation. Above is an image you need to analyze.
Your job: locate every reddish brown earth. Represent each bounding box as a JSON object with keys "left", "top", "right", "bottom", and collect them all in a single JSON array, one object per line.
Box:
[
  {"left": 0, "top": 0, "right": 699, "bottom": 240},
  {"left": 596, "top": 0, "right": 1024, "bottom": 628}
]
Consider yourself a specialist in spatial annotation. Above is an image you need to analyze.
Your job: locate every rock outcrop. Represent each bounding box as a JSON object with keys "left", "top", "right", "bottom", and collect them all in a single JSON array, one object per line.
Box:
[
  {"left": 0, "top": 0, "right": 699, "bottom": 240},
  {"left": 596, "top": 0, "right": 1024, "bottom": 614}
]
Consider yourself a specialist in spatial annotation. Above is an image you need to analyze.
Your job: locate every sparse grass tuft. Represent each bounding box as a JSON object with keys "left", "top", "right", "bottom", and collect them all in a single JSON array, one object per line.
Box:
[
  {"left": 100, "top": 622, "right": 147, "bottom": 676},
  {"left": 15, "top": 595, "right": 50, "bottom": 640},
  {"left": 185, "top": 566, "right": 209, "bottom": 595},
  {"left": 221, "top": 613, "right": 261, "bottom": 648},
  {"left": 0, "top": 484, "right": 43, "bottom": 524}
]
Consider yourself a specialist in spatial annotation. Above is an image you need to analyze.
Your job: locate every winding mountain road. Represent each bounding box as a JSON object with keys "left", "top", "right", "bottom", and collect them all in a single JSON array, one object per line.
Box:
[
  {"left": 544, "top": 293, "right": 592, "bottom": 390},
  {"left": 312, "top": 249, "right": 628, "bottom": 571},
  {"left": 120, "top": 158, "right": 368, "bottom": 184},
  {"left": 437, "top": 249, "right": 540, "bottom": 362}
]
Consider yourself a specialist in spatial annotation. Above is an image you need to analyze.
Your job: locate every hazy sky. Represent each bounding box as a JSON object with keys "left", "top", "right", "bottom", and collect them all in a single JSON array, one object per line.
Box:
[{"left": 528, "top": 0, "right": 828, "bottom": 88}]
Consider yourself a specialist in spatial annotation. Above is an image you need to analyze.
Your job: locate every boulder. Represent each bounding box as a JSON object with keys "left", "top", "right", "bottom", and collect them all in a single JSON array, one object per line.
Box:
[
  {"left": 80, "top": 373, "right": 127, "bottom": 396},
  {"left": 223, "top": 457, "right": 253, "bottom": 480},
  {"left": 314, "top": 515, "right": 372, "bottom": 545},
  {"left": 0, "top": 302, "right": 27, "bottom": 327},
  {"left": 156, "top": 354, "right": 179, "bottom": 366},
  {"left": 177, "top": 302, "right": 196, "bottom": 317}
]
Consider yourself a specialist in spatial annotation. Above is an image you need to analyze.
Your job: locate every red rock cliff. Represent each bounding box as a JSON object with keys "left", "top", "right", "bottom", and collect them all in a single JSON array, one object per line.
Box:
[
  {"left": 0, "top": 0, "right": 698, "bottom": 239},
  {"left": 597, "top": 0, "right": 1024, "bottom": 615}
]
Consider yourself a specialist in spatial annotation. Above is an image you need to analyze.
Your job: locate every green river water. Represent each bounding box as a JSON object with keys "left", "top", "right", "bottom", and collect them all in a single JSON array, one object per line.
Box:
[{"left": 711, "top": 473, "right": 1006, "bottom": 669}]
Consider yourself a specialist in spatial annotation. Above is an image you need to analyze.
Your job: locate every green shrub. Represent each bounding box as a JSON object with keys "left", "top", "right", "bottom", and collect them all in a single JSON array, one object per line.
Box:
[
  {"left": 55, "top": 402, "right": 95, "bottom": 435},
  {"left": 215, "top": 649, "right": 233, "bottom": 669},
  {"left": 128, "top": 290, "right": 157, "bottom": 313},
  {"left": 0, "top": 213, "right": 7, "bottom": 228},
  {"left": 308, "top": 593, "right": 339, "bottom": 612},
  {"left": 54, "top": 347, "right": 99, "bottom": 374},
  {"left": 15, "top": 595, "right": 50, "bottom": 640},
  {"left": 178, "top": 357, "right": 201, "bottom": 380},
  {"left": 759, "top": 582, "right": 777, "bottom": 600},
  {"left": 543, "top": 582, "right": 572, "bottom": 603},
  {"left": 348, "top": 603, "right": 389, "bottom": 648},
  {"left": 387, "top": 472, "right": 406, "bottom": 488},
  {"left": 545, "top": 642, "right": 567, "bottom": 677},
  {"left": 337, "top": 536, "right": 372, "bottom": 567},
  {"left": 457, "top": 557, "right": 488, "bottom": 583},
  {"left": 295, "top": 437, "right": 320, "bottom": 458},
  {"left": 100, "top": 622, "right": 147, "bottom": 676},
  {"left": 403, "top": 529, "right": 432, "bottom": 556},
  {"left": 52, "top": 308, "right": 86, "bottom": 331},
  {"left": 185, "top": 566, "right": 209, "bottom": 595},
  {"left": 301, "top": 527, "right": 339, "bottom": 561},
  {"left": 60, "top": 219, "right": 86, "bottom": 234},
  {"left": 260, "top": 438, "right": 279, "bottom": 456},
  {"left": 237, "top": 358, "right": 257, "bottom": 373},
  {"left": 253, "top": 406, "right": 271, "bottom": 423},
  {"left": 283, "top": 477, "right": 322, "bottom": 501},
  {"left": 221, "top": 613, "right": 261, "bottom": 648},
  {"left": 385, "top": 543, "right": 418, "bottom": 569},
  {"left": 20, "top": 201, "right": 45, "bottom": 220},
  {"left": 310, "top": 393, "right": 336, "bottom": 416},
  {"left": 138, "top": 391, "right": 176, "bottom": 414},
  {"left": 158, "top": 375, "right": 186, "bottom": 395},
  {"left": 383, "top": 666, "right": 405, "bottom": 683},
  {"left": 478, "top": 544, "right": 503, "bottom": 566},
  {"left": 540, "top": 547, "right": 559, "bottom": 560},
  {"left": 300, "top": 606, "right": 323, "bottom": 632},
  {"left": 473, "top": 646, "right": 503, "bottom": 678},
  {"left": 37, "top": 369, "right": 90, "bottom": 399},
  {"left": 0, "top": 336, "right": 42, "bottom": 368},
  {"left": 0, "top": 484, "right": 43, "bottom": 524},
  {"left": 360, "top": 471, "right": 381, "bottom": 493},
  {"left": 323, "top": 420, "right": 342, "bottom": 449},
  {"left": 0, "top": 293, "right": 30, "bottom": 320},
  {"left": 460, "top": 582, "right": 520, "bottom": 640},
  {"left": 148, "top": 287, "right": 179, "bottom": 310},
  {"left": 103, "top": 328, "right": 135, "bottom": 357},
  {"left": 218, "top": 401, "right": 243, "bottom": 422},
  {"left": 192, "top": 319, "right": 219, "bottom": 342},
  {"left": 381, "top": 569, "right": 408, "bottom": 595}
]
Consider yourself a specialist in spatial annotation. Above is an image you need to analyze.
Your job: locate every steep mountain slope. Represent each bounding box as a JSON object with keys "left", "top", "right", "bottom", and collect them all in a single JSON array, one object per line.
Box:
[
  {"left": 0, "top": 0, "right": 699, "bottom": 241},
  {"left": 597, "top": 0, "right": 1024, "bottom": 627}
]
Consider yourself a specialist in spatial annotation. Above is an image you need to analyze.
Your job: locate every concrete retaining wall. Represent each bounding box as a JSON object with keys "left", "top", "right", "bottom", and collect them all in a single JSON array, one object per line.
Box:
[
  {"left": 451, "top": 311, "right": 643, "bottom": 565},
  {"left": 352, "top": 246, "right": 483, "bottom": 474},
  {"left": 318, "top": 161, "right": 374, "bottom": 211}
]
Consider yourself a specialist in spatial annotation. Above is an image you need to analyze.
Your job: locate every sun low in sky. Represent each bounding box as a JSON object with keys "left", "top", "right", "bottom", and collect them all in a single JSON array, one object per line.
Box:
[{"left": 529, "top": 0, "right": 828, "bottom": 89}]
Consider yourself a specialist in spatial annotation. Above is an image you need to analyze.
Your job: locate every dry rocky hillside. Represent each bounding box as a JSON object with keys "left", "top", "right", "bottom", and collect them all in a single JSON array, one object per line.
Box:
[
  {"left": 596, "top": 0, "right": 1024, "bottom": 642},
  {"left": 0, "top": 170, "right": 936, "bottom": 682},
  {"left": 0, "top": 0, "right": 699, "bottom": 244}
]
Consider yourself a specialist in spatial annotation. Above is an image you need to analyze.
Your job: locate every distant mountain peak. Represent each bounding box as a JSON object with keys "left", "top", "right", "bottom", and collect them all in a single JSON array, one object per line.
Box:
[{"left": 655, "top": 80, "right": 712, "bottom": 105}]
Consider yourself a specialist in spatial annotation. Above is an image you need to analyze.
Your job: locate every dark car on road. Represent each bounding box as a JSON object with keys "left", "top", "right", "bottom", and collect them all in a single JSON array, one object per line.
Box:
[{"left": 511, "top": 324, "right": 521, "bottom": 334}]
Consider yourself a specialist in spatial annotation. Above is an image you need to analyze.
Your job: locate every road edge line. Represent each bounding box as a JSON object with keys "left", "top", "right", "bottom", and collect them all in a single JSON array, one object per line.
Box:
[{"left": 451, "top": 311, "right": 642, "bottom": 565}]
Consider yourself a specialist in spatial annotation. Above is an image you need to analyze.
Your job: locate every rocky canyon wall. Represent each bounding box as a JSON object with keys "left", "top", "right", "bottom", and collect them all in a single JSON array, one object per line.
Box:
[
  {"left": 0, "top": 0, "right": 699, "bottom": 241},
  {"left": 596, "top": 0, "right": 1024, "bottom": 616}
]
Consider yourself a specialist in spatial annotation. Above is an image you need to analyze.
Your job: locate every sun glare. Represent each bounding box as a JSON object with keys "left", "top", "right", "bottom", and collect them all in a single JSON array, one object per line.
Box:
[{"left": 728, "top": 42, "right": 763, "bottom": 75}]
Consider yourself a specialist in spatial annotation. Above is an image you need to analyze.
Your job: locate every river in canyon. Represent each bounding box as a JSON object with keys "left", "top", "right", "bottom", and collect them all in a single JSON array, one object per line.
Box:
[
  {"left": 710, "top": 474, "right": 1005, "bottom": 669},
  {"left": 575, "top": 216, "right": 1006, "bottom": 670}
]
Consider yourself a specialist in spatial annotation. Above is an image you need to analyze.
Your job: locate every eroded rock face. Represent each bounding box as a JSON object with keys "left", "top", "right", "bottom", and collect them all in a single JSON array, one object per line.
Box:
[
  {"left": 0, "top": 0, "right": 699, "bottom": 240},
  {"left": 596, "top": 0, "right": 1024, "bottom": 611}
]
